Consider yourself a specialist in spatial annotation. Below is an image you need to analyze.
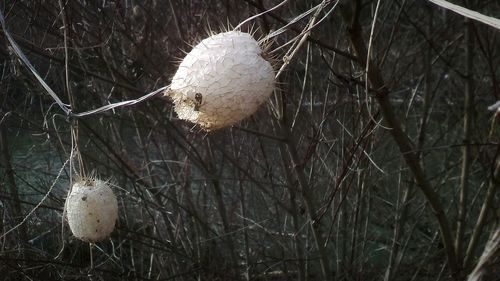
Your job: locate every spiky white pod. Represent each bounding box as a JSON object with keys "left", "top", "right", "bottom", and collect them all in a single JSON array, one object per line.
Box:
[
  {"left": 66, "top": 179, "right": 118, "bottom": 243},
  {"left": 168, "top": 31, "right": 275, "bottom": 130}
]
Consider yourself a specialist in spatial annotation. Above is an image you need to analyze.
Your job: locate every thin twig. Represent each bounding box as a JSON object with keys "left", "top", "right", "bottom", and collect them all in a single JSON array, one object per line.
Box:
[
  {"left": 428, "top": 0, "right": 500, "bottom": 30},
  {"left": 234, "top": 0, "right": 289, "bottom": 31},
  {"left": 0, "top": 8, "right": 70, "bottom": 115},
  {"left": 1, "top": 7, "right": 169, "bottom": 119},
  {"left": 0, "top": 157, "right": 71, "bottom": 241}
]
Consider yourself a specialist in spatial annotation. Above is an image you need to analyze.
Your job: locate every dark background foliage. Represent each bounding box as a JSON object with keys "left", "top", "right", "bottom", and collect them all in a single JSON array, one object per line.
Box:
[{"left": 0, "top": 0, "right": 499, "bottom": 280}]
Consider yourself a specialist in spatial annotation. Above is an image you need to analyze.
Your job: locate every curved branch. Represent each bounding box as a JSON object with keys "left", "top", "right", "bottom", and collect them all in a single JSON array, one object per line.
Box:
[{"left": 339, "top": 3, "right": 459, "bottom": 278}]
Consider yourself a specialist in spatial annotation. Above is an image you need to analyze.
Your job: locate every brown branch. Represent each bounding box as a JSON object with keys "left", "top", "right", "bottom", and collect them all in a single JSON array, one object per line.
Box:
[
  {"left": 339, "top": 3, "right": 459, "bottom": 278},
  {"left": 456, "top": 19, "right": 475, "bottom": 269},
  {"left": 0, "top": 122, "right": 29, "bottom": 245},
  {"left": 464, "top": 152, "right": 500, "bottom": 270}
]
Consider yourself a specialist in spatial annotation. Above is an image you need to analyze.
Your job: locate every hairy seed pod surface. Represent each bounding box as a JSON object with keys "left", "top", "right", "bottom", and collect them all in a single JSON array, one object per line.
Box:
[
  {"left": 66, "top": 179, "right": 118, "bottom": 243},
  {"left": 167, "top": 30, "right": 275, "bottom": 130}
]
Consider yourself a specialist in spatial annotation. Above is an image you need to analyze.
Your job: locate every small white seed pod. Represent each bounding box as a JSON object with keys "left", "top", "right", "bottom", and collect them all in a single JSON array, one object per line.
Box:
[
  {"left": 66, "top": 178, "right": 118, "bottom": 243},
  {"left": 167, "top": 30, "right": 275, "bottom": 131}
]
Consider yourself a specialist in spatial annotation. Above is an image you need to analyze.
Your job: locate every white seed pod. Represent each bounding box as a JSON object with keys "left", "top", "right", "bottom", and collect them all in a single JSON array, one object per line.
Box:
[
  {"left": 66, "top": 178, "right": 118, "bottom": 243},
  {"left": 167, "top": 30, "right": 275, "bottom": 131}
]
